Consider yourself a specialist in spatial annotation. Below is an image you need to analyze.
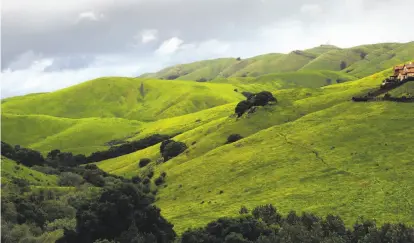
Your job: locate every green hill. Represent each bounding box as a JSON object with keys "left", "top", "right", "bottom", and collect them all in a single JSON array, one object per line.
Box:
[
  {"left": 96, "top": 68, "right": 414, "bottom": 233},
  {"left": 1, "top": 77, "right": 244, "bottom": 121},
  {"left": 141, "top": 42, "right": 414, "bottom": 81},
  {"left": 2, "top": 42, "right": 414, "bottom": 236},
  {"left": 1, "top": 157, "right": 58, "bottom": 186}
]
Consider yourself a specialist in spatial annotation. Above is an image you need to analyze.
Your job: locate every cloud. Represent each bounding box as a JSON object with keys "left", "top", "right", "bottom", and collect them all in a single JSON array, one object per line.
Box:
[
  {"left": 77, "top": 11, "right": 104, "bottom": 22},
  {"left": 140, "top": 29, "right": 159, "bottom": 44},
  {"left": 2, "top": 0, "right": 414, "bottom": 98},
  {"left": 155, "top": 37, "right": 184, "bottom": 56},
  {"left": 300, "top": 4, "right": 323, "bottom": 16}
]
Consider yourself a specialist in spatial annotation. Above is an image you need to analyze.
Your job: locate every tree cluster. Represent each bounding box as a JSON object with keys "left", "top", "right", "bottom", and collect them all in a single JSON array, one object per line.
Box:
[
  {"left": 87, "top": 134, "right": 170, "bottom": 163},
  {"left": 160, "top": 140, "right": 188, "bottom": 162},
  {"left": 181, "top": 204, "right": 414, "bottom": 243},
  {"left": 235, "top": 91, "right": 277, "bottom": 117}
]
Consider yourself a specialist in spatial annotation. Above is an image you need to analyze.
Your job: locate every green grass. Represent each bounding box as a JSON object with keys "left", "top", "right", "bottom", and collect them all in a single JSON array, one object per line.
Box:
[
  {"left": 1, "top": 157, "right": 58, "bottom": 186},
  {"left": 2, "top": 43, "right": 414, "bottom": 235},
  {"left": 97, "top": 69, "right": 414, "bottom": 233},
  {"left": 2, "top": 114, "right": 143, "bottom": 155},
  {"left": 387, "top": 82, "right": 414, "bottom": 97},
  {"left": 141, "top": 42, "right": 414, "bottom": 81},
  {"left": 1, "top": 77, "right": 245, "bottom": 122}
]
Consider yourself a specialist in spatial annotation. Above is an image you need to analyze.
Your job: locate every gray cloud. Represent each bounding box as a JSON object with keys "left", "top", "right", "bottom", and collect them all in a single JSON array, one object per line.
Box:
[{"left": 1, "top": 0, "right": 414, "bottom": 98}]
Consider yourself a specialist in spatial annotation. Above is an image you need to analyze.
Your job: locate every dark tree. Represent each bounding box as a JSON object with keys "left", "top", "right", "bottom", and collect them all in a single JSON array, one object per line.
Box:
[
  {"left": 1, "top": 141, "right": 16, "bottom": 158},
  {"left": 235, "top": 101, "right": 252, "bottom": 117},
  {"left": 227, "top": 134, "right": 243, "bottom": 144},
  {"left": 340, "top": 61, "right": 347, "bottom": 70},
  {"left": 58, "top": 183, "right": 176, "bottom": 243},
  {"left": 161, "top": 141, "right": 188, "bottom": 161},
  {"left": 138, "top": 158, "right": 151, "bottom": 168}
]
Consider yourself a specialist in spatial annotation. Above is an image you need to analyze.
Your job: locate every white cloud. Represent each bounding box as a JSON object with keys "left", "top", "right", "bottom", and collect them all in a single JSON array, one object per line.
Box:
[
  {"left": 77, "top": 11, "right": 104, "bottom": 22},
  {"left": 300, "top": 4, "right": 323, "bottom": 15},
  {"left": 155, "top": 37, "right": 184, "bottom": 55},
  {"left": 140, "top": 29, "right": 159, "bottom": 44},
  {"left": 0, "top": 55, "right": 152, "bottom": 98}
]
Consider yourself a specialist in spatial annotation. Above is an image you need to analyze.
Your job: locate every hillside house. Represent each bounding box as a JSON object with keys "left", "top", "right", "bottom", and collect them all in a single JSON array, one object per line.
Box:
[
  {"left": 392, "top": 63, "right": 414, "bottom": 81},
  {"left": 392, "top": 65, "right": 405, "bottom": 78},
  {"left": 403, "top": 63, "right": 414, "bottom": 79}
]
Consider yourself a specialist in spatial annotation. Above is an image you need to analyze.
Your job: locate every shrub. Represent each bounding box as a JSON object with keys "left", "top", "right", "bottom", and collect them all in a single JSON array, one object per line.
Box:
[
  {"left": 161, "top": 141, "right": 188, "bottom": 161},
  {"left": 154, "top": 176, "right": 165, "bottom": 186},
  {"left": 138, "top": 158, "right": 151, "bottom": 168},
  {"left": 197, "top": 78, "right": 208, "bottom": 82},
  {"left": 235, "top": 101, "right": 252, "bottom": 117},
  {"left": 58, "top": 172, "right": 84, "bottom": 187},
  {"left": 340, "top": 61, "right": 347, "bottom": 70},
  {"left": 239, "top": 206, "right": 249, "bottom": 215},
  {"left": 227, "top": 134, "right": 243, "bottom": 144},
  {"left": 252, "top": 204, "right": 282, "bottom": 224}
]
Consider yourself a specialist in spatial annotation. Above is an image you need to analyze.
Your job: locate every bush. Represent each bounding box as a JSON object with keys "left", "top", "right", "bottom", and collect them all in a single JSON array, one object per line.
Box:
[
  {"left": 58, "top": 172, "right": 84, "bottom": 187},
  {"left": 138, "top": 158, "right": 151, "bottom": 168},
  {"left": 161, "top": 141, "right": 188, "bottom": 161},
  {"left": 227, "top": 134, "right": 243, "bottom": 144},
  {"left": 235, "top": 101, "right": 252, "bottom": 117},
  {"left": 340, "top": 61, "right": 347, "bottom": 70},
  {"left": 154, "top": 176, "right": 165, "bottom": 186}
]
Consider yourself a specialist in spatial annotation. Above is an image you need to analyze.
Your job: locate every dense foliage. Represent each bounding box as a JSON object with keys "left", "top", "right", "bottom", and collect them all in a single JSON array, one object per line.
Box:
[
  {"left": 226, "top": 134, "right": 244, "bottom": 144},
  {"left": 57, "top": 183, "right": 176, "bottom": 243},
  {"left": 181, "top": 204, "right": 414, "bottom": 243},
  {"left": 235, "top": 91, "right": 277, "bottom": 117},
  {"left": 87, "top": 134, "right": 170, "bottom": 163},
  {"left": 160, "top": 140, "right": 188, "bottom": 161},
  {"left": 1, "top": 134, "right": 170, "bottom": 167}
]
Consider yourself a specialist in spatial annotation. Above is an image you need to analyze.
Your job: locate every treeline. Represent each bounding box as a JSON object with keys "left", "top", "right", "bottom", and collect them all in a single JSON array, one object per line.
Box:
[
  {"left": 1, "top": 169, "right": 171, "bottom": 243},
  {"left": 181, "top": 205, "right": 414, "bottom": 243},
  {"left": 2, "top": 158, "right": 413, "bottom": 242},
  {"left": 1, "top": 134, "right": 170, "bottom": 167}
]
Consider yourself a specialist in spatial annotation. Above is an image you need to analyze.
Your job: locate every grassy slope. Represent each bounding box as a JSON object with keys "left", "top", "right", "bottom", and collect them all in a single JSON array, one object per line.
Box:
[
  {"left": 1, "top": 157, "right": 58, "bottom": 186},
  {"left": 141, "top": 42, "right": 413, "bottom": 81},
  {"left": 2, "top": 113, "right": 143, "bottom": 155},
  {"left": 301, "top": 42, "right": 414, "bottom": 78},
  {"left": 1, "top": 77, "right": 244, "bottom": 122},
  {"left": 98, "top": 68, "right": 414, "bottom": 233}
]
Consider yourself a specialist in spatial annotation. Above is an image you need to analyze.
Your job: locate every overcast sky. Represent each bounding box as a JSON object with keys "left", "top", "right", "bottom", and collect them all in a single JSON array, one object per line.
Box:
[{"left": 1, "top": 0, "right": 413, "bottom": 98}]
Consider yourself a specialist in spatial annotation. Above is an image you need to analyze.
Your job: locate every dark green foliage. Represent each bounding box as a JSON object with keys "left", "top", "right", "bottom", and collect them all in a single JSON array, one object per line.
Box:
[
  {"left": 227, "top": 134, "right": 243, "bottom": 144},
  {"left": 154, "top": 176, "right": 165, "bottom": 186},
  {"left": 235, "top": 101, "right": 252, "bottom": 117},
  {"left": 235, "top": 91, "right": 276, "bottom": 117},
  {"left": 139, "top": 158, "right": 151, "bottom": 168},
  {"left": 167, "top": 75, "right": 179, "bottom": 80},
  {"left": 326, "top": 78, "right": 332, "bottom": 85},
  {"left": 14, "top": 147, "right": 44, "bottom": 167},
  {"left": 252, "top": 204, "right": 282, "bottom": 225},
  {"left": 1, "top": 141, "right": 16, "bottom": 158},
  {"left": 239, "top": 206, "right": 249, "bottom": 215},
  {"left": 88, "top": 134, "right": 170, "bottom": 163},
  {"left": 196, "top": 78, "right": 208, "bottom": 82},
  {"left": 140, "top": 82, "right": 145, "bottom": 97},
  {"left": 180, "top": 204, "right": 414, "bottom": 243},
  {"left": 155, "top": 173, "right": 167, "bottom": 186},
  {"left": 58, "top": 172, "right": 84, "bottom": 187},
  {"left": 160, "top": 140, "right": 188, "bottom": 161},
  {"left": 59, "top": 183, "right": 176, "bottom": 243},
  {"left": 340, "top": 61, "right": 347, "bottom": 70}
]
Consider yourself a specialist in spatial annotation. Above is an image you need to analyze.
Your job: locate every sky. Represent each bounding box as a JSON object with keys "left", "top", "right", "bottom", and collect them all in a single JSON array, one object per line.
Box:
[{"left": 1, "top": 0, "right": 414, "bottom": 98}]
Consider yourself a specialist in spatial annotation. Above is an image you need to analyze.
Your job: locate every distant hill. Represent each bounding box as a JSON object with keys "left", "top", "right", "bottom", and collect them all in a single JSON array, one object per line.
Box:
[{"left": 140, "top": 42, "right": 414, "bottom": 80}]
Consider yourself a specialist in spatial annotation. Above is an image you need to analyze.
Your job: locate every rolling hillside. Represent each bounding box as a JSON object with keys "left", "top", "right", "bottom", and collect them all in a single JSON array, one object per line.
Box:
[
  {"left": 141, "top": 42, "right": 414, "bottom": 81},
  {"left": 96, "top": 67, "right": 414, "bottom": 232},
  {"left": 1, "top": 157, "right": 58, "bottom": 186},
  {"left": 1, "top": 41, "right": 413, "bottom": 237}
]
